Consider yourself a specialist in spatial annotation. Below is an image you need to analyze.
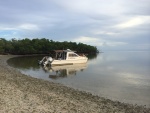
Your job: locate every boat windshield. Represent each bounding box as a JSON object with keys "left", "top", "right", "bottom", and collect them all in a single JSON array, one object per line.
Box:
[{"left": 68, "top": 53, "right": 78, "bottom": 57}]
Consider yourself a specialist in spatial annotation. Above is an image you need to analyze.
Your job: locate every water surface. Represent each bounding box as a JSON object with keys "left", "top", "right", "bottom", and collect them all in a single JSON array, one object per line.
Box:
[{"left": 7, "top": 51, "right": 150, "bottom": 106}]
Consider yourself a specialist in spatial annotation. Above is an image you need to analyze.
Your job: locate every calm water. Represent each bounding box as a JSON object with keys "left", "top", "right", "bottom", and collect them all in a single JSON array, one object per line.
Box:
[{"left": 7, "top": 51, "right": 150, "bottom": 106}]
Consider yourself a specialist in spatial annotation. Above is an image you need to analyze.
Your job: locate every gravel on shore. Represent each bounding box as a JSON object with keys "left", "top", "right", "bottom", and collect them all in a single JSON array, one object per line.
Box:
[{"left": 0, "top": 55, "right": 150, "bottom": 113}]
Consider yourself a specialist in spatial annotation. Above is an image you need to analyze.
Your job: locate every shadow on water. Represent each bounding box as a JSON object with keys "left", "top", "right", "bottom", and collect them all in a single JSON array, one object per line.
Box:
[
  {"left": 7, "top": 55, "right": 44, "bottom": 70},
  {"left": 43, "top": 63, "right": 87, "bottom": 79},
  {"left": 87, "top": 53, "right": 98, "bottom": 60}
]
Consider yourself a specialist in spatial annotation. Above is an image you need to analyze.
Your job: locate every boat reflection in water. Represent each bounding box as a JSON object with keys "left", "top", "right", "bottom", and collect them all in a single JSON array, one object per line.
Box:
[{"left": 43, "top": 63, "right": 87, "bottom": 79}]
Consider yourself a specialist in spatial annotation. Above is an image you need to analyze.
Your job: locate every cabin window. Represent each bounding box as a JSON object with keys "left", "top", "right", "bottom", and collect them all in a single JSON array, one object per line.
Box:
[{"left": 69, "top": 53, "right": 78, "bottom": 57}]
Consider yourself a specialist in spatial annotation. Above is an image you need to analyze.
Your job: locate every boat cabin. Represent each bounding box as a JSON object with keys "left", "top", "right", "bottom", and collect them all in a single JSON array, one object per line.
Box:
[{"left": 52, "top": 49, "right": 79, "bottom": 60}]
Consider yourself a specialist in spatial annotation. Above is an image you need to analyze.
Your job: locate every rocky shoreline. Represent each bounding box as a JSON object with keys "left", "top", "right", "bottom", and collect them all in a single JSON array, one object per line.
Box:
[{"left": 0, "top": 55, "right": 150, "bottom": 113}]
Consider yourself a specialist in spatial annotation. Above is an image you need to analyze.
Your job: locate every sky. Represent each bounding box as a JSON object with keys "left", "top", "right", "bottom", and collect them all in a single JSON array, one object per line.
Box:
[{"left": 0, "top": 0, "right": 150, "bottom": 51}]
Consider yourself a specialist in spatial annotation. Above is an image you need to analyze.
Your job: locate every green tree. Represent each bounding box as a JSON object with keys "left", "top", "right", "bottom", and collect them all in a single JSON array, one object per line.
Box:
[
  {"left": 0, "top": 38, "right": 5, "bottom": 53},
  {"left": 0, "top": 38, "right": 99, "bottom": 55}
]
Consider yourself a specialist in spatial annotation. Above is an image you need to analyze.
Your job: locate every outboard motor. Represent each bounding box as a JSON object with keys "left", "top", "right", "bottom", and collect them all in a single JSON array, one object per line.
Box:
[
  {"left": 39, "top": 56, "right": 46, "bottom": 65},
  {"left": 48, "top": 57, "right": 53, "bottom": 62},
  {"left": 44, "top": 57, "right": 53, "bottom": 66}
]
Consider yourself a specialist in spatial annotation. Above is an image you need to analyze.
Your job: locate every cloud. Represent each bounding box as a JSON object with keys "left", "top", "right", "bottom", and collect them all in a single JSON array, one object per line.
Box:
[
  {"left": 91, "top": 30, "right": 120, "bottom": 36},
  {"left": 72, "top": 36, "right": 127, "bottom": 47},
  {"left": 73, "top": 36, "right": 103, "bottom": 46},
  {"left": 0, "top": 0, "right": 150, "bottom": 50},
  {"left": 115, "top": 16, "right": 150, "bottom": 29},
  {"left": 19, "top": 23, "right": 39, "bottom": 30},
  {"left": 106, "top": 42, "right": 127, "bottom": 47},
  {"left": 0, "top": 23, "right": 39, "bottom": 31},
  {"left": 0, "top": 26, "right": 17, "bottom": 31},
  {"left": 73, "top": 36, "right": 99, "bottom": 42},
  {"left": 53, "top": 0, "right": 125, "bottom": 16}
]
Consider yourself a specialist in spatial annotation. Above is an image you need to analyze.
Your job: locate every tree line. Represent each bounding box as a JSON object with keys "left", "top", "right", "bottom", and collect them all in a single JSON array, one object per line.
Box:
[{"left": 0, "top": 38, "right": 99, "bottom": 55}]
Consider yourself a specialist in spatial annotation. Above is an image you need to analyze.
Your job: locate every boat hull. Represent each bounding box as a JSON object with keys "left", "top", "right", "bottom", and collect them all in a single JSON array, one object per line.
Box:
[{"left": 51, "top": 58, "right": 88, "bottom": 66}]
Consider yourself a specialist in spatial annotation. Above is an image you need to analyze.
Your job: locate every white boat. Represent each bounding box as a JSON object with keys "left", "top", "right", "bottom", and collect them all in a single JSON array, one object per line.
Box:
[{"left": 39, "top": 49, "right": 88, "bottom": 66}]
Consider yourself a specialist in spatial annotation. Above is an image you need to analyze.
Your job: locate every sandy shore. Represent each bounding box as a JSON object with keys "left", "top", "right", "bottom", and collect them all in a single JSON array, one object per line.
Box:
[{"left": 0, "top": 55, "right": 150, "bottom": 113}]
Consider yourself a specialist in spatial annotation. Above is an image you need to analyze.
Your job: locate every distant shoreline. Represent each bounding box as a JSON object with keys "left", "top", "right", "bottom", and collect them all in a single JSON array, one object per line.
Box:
[{"left": 0, "top": 55, "right": 150, "bottom": 112}]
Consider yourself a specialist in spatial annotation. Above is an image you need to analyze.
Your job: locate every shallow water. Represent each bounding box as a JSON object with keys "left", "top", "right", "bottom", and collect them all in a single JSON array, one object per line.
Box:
[{"left": 7, "top": 51, "right": 150, "bottom": 107}]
